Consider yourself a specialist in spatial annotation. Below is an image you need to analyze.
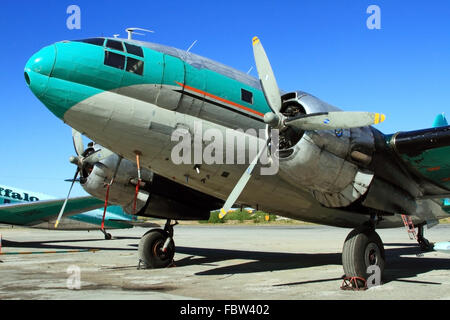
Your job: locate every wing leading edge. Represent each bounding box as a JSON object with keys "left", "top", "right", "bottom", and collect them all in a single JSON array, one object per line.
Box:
[
  {"left": 0, "top": 196, "right": 104, "bottom": 226},
  {"left": 388, "top": 120, "right": 450, "bottom": 203}
]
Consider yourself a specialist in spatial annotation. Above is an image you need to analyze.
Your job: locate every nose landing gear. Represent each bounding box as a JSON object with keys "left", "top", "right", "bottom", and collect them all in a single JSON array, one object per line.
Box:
[{"left": 138, "top": 219, "right": 177, "bottom": 269}]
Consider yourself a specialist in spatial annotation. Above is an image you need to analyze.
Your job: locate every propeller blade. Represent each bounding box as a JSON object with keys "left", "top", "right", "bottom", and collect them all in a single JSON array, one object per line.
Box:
[
  {"left": 285, "top": 112, "right": 386, "bottom": 131},
  {"left": 54, "top": 169, "right": 79, "bottom": 228},
  {"left": 219, "top": 143, "right": 267, "bottom": 219},
  {"left": 72, "top": 129, "right": 84, "bottom": 157},
  {"left": 83, "top": 147, "right": 114, "bottom": 165},
  {"left": 252, "top": 36, "right": 282, "bottom": 114}
]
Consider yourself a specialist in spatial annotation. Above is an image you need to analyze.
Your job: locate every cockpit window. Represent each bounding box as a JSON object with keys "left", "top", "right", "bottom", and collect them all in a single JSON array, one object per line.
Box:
[
  {"left": 75, "top": 38, "right": 105, "bottom": 46},
  {"left": 106, "top": 39, "right": 124, "bottom": 52},
  {"left": 126, "top": 57, "right": 144, "bottom": 75},
  {"left": 124, "top": 43, "right": 144, "bottom": 57},
  {"left": 104, "top": 51, "right": 125, "bottom": 70}
]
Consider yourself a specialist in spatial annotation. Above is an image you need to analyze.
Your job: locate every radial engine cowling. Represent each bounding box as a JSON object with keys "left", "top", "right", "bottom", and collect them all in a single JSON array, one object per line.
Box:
[
  {"left": 275, "top": 92, "right": 377, "bottom": 208},
  {"left": 80, "top": 153, "right": 152, "bottom": 215}
]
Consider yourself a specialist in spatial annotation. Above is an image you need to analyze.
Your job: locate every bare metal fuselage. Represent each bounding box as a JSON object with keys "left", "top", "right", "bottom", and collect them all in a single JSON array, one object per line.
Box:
[{"left": 28, "top": 39, "right": 448, "bottom": 228}]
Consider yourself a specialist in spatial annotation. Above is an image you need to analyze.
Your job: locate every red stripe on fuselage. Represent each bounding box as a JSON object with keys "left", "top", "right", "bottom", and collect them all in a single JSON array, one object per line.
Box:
[{"left": 175, "top": 81, "right": 264, "bottom": 118}]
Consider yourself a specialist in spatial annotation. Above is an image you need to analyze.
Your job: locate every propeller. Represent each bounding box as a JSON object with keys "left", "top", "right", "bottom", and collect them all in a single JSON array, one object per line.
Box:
[
  {"left": 252, "top": 37, "right": 282, "bottom": 115},
  {"left": 218, "top": 37, "right": 386, "bottom": 218},
  {"left": 218, "top": 144, "right": 267, "bottom": 218},
  {"left": 132, "top": 152, "right": 142, "bottom": 214},
  {"left": 69, "top": 130, "right": 114, "bottom": 169},
  {"left": 285, "top": 111, "right": 386, "bottom": 131},
  {"left": 54, "top": 129, "right": 113, "bottom": 228},
  {"left": 72, "top": 129, "right": 84, "bottom": 157},
  {"left": 54, "top": 168, "right": 79, "bottom": 228}
]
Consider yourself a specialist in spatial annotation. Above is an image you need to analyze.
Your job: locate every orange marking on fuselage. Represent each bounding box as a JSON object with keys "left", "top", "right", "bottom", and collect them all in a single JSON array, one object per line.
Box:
[
  {"left": 175, "top": 81, "right": 264, "bottom": 118},
  {"left": 442, "top": 177, "right": 450, "bottom": 182},
  {"left": 427, "top": 166, "right": 441, "bottom": 172}
]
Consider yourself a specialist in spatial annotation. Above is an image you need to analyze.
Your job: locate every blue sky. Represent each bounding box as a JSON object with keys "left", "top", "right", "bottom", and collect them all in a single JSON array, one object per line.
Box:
[{"left": 1, "top": 0, "right": 450, "bottom": 197}]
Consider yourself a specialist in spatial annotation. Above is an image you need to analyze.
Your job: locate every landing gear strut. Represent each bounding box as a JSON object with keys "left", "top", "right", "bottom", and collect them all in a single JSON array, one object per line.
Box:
[
  {"left": 138, "top": 219, "right": 177, "bottom": 269},
  {"left": 342, "top": 222, "right": 385, "bottom": 287},
  {"left": 417, "top": 223, "right": 433, "bottom": 251},
  {"left": 100, "top": 228, "right": 112, "bottom": 240}
]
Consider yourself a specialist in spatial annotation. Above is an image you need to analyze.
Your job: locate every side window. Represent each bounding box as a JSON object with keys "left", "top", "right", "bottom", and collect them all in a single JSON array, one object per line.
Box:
[
  {"left": 126, "top": 57, "right": 144, "bottom": 75},
  {"left": 241, "top": 88, "right": 253, "bottom": 104},
  {"left": 106, "top": 39, "right": 124, "bottom": 52},
  {"left": 104, "top": 51, "right": 125, "bottom": 70},
  {"left": 124, "top": 43, "right": 144, "bottom": 57}
]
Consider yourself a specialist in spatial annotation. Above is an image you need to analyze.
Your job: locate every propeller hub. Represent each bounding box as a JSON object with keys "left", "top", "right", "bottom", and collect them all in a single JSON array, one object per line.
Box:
[
  {"left": 264, "top": 112, "right": 283, "bottom": 129},
  {"left": 69, "top": 155, "right": 80, "bottom": 165}
]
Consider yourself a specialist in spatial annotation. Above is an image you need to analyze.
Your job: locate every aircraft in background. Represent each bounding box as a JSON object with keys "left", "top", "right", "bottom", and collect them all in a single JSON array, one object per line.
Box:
[
  {"left": 431, "top": 113, "right": 450, "bottom": 215},
  {"left": 0, "top": 184, "right": 157, "bottom": 239},
  {"left": 428, "top": 114, "right": 450, "bottom": 254},
  {"left": 433, "top": 113, "right": 448, "bottom": 128},
  {"left": 25, "top": 33, "right": 450, "bottom": 283}
]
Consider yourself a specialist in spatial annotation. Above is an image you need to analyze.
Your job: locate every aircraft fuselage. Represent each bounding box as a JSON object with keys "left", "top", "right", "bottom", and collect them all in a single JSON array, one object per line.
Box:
[{"left": 24, "top": 37, "right": 449, "bottom": 228}]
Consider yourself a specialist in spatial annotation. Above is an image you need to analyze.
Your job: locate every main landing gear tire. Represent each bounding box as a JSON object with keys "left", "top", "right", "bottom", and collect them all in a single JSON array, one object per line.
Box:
[
  {"left": 342, "top": 226, "right": 385, "bottom": 286},
  {"left": 138, "top": 229, "right": 175, "bottom": 269}
]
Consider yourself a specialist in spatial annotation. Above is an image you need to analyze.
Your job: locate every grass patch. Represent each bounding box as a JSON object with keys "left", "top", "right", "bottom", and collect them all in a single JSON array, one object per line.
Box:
[
  {"left": 200, "top": 210, "right": 277, "bottom": 224},
  {"left": 439, "top": 217, "right": 450, "bottom": 224}
]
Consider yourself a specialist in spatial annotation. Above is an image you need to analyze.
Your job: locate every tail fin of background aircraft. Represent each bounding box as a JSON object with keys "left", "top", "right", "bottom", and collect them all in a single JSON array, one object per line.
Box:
[
  {"left": 432, "top": 113, "right": 448, "bottom": 128},
  {"left": 443, "top": 198, "right": 450, "bottom": 214}
]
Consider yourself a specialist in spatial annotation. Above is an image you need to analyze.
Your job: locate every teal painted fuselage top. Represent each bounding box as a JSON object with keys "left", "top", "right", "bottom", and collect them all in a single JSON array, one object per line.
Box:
[{"left": 25, "top": 37, "right": 271, "bottom": 121}]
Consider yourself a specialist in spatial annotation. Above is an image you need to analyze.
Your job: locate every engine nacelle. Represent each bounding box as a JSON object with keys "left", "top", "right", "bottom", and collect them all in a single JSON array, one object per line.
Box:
[
  {"left": 80, "top": 149, "right": 223, "bottom": 219},
  {"left": 81, "top": 153, "right": 152, "bottom": 214},
  {"left": 275, "top": 92, "right": 376, "bottom": 208}
]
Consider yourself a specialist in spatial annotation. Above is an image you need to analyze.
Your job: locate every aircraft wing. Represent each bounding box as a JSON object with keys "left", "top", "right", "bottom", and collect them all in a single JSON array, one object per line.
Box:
[
  {"left": 0, "top": 196, "right": 104, "bottom": 226},
  {"left": 108, "top": 219, "right": 160, "bottom": 228},
  {"left": 390, "top": 125, "right": 450, "bottom": 200}
]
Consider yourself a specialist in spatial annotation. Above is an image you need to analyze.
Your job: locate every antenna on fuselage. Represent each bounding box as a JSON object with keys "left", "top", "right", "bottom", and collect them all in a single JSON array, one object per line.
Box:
[
  {"left": 126, "top": 27, "right": 155, "bottom": 40},
  {"left": 186, "top": 40, "right": 198, "bottom": 53}
]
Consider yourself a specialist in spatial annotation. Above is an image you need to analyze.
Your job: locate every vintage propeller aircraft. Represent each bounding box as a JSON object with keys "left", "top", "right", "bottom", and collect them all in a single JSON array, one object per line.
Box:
[{"left": 24, "top": 33, "right": 450, "bottom": 282}]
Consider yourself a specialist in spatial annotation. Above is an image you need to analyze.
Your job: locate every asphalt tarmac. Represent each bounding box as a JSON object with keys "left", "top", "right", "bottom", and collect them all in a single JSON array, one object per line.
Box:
[{"left": 0, "top": 224, "right": 449, "bottom": 300}]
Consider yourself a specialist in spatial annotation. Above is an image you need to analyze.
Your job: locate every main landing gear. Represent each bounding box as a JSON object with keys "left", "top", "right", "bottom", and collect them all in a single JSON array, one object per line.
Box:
[
  {"left": 342, "top": 220, "right": 385, "bottom": 287},
  {"left": 138, "top": 219, "right": 178, "bottom": 269},
  {"left": 342, "top": 217, "right": 434, "bottom": 288},
  {"left": 417, "top": 223, "right": 433, "bottom": 252}
]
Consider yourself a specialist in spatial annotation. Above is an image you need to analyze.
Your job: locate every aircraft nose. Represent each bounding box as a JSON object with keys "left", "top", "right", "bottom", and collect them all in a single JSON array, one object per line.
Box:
[
  {"left": 24, "top": 44, "right": 56, "bottom": 97},
  {"left": 25, "top": 44, "right": 56, "bottom": 76}
]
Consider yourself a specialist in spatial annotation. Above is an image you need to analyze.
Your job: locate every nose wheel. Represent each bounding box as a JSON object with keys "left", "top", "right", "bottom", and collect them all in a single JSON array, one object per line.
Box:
[{"left": 138, "top": 219, "right": 177, "bottom": 269}]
